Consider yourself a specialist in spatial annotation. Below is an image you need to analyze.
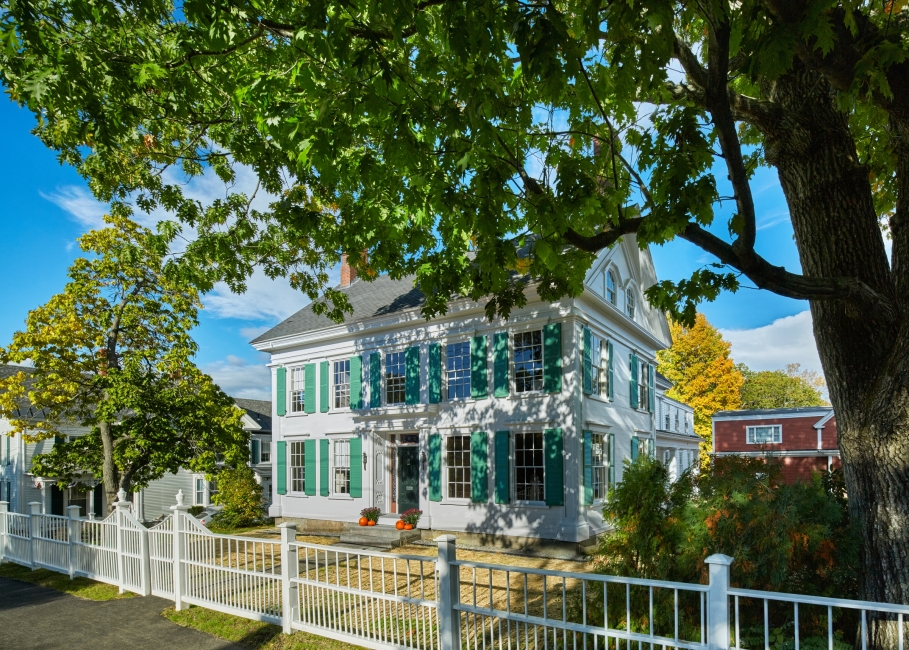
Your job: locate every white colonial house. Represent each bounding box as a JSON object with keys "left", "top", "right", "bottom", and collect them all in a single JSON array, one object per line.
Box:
[
  {"left": 252, "top": 239, "right": 701, "bottom": 546},
  {"left": 0, "top": 367, "right": 272, "bottom": 522}
]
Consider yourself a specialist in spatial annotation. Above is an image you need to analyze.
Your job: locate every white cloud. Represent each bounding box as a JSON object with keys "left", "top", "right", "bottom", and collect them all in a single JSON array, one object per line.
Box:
[
  {"left": 240, "top": 325, "right": 272, "bottom": 340},
  {"left": 204, "top": 269, "right": 307, "bottom": 321},
  {"left": 720, "top": 310, "right": 823, "bottom": 376},
  {"left": 40, "top": 186, "right": 109, "bottom": 229},
  {"left": 204, "top": 355, "right": 272, "bottom": 400},
  {"left": 756, "top": 210, "right": 790, "bottom": 231}
]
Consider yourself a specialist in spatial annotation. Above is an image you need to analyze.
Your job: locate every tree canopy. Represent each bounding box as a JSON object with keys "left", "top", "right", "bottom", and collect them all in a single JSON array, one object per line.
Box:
[
  {"left": 0, "top": 217, "right": 248, "bottom": 506},
  {"left": 739, "top": 362, "right": 828, "bottom": 410},
  {"left": 657, "top": 313, "right": 743, "bottom": 461}
]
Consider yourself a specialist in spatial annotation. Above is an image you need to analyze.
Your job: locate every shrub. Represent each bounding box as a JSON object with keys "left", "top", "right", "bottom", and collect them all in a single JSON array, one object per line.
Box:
[
  {"left": 212, "top": 467, "right": 265, "bottom": 529},
  {"left": 187, "top": 505, "right": 205, "bottom": 517}
]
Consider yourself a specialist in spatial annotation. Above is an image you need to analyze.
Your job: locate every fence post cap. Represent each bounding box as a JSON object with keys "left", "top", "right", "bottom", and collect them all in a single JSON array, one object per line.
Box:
[
  {"left": 433, "top": 534, "right": 457, "bottom": 543},
  {"left": 0, "top": 501, "right": 8, "bottom": 512},
  {"left": 277, "top": 521, "right": 298, "bottom": 530},
  {"left": 28, "top": 501, "right": 41, "bottom": 514},
  {"left": 66, "top": 505, "right": 81, "bottom": 518},
  {"left": 705, "top": 553, "right": 734, "bottom": 566}
]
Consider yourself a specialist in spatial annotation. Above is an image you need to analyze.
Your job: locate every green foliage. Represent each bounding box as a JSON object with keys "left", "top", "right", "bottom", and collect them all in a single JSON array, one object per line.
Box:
[
  {"left": 738, "top": 363, "right": 828, "bottom": 410},
  {"left": 1, "top": 0, "right": 903, "bottom": 324},
  {"left": 0, "top": 217, "right": 248, "bottom": 499},
  {"left": 187, "top": 505, "right": 205, "bottom": 517},
  {"left": 212, "top": 466, "right": 266, "bottom": 529}
]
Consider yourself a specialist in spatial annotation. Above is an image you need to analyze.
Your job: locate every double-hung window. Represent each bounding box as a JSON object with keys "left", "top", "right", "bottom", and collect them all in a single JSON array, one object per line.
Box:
[
  {"left": 290, "top": 367, "right": 306, "bottom": 413},
  {"left": 194, "top": 478, "right": 206, "bottom": 506},
  {"left": 675, "top": 412, "right": 680, "bottom": 431},
  {"left": 638, "top": 363, "right": 650, "bottom": 409},
  {"left": 446, "top": 435, "right": 471, "bottom": 499},
  {"left": 333, "top": 360, "right": 351, "bottom": 409},
  {"left": 290, "top": 441, "right": 306, "bottom": 492},
  {"left": 590, "top": 334, "right": 604, "bottom": 396},
  {"left": 514, "top": 432, "right": 545, "bottom": 502},
  {"left": 591, "top": 433, "right": 606, "bottom": 501},
  {"left": 333, "top": 439, "right": 351, "bottom": 494},
  {"left": 747, "top": 425, "right": 782, "bottom": 444},
  {"left": 385, "top": 352, "right": 406, "bottom": 405},
  {"left": 446, "top": 342, "right": 471, "bottom": 400},
  {"left": 68, "top": 488, "right": 88, "bottom": 517},
  {"left": 260, "top": 441, "right": 271, "bottom": 463},
  {"left": 514, "top": 330, "right": 543, "bottom": 393},
  {"left": 606, "top": 271, "right": 617, "bottom": 304},
  {"left": 626, "top": 290, "right": 636, "bottom": 319}
]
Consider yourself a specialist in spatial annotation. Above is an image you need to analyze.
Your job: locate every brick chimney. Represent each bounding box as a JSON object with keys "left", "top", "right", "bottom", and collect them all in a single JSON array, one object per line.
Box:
[{"left": 341, "top": 251, "right": 368, "bottom": 288}]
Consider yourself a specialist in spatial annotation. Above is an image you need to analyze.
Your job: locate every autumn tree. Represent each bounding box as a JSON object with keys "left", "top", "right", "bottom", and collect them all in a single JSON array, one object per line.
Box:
[
  {"left": 657, "top": 314, "right": 743, "bottom": 463},
  {"left": 4, "top": 0, "right": 909, "bottom": 620},
  {"left": 0, "top": 218, "right": 248, "bottom": 508},
  {"left": 739, "top": 363, "right": 828, "bottom": 410}
]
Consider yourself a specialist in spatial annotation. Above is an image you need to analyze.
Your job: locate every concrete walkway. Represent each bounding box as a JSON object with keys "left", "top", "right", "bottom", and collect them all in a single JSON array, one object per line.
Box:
[{"left": 0, "top": 577, "right": 245, "bottom": 650}]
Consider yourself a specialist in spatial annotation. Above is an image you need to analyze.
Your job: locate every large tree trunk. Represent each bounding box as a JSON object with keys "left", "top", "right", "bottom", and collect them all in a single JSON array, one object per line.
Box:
[
  {"left": 98, "top": 420, "right": 120, "bottom": 511},
  {"left": 767, "top": 65, "right": 909, "bottom": 643}
]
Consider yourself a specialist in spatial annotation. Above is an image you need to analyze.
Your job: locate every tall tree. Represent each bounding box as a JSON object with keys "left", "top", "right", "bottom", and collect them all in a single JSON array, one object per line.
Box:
[
  {"left": 2, "top": 0, "right": 909, "bottom": 617},
  {"left": 657, "top": 314, "right": 744, "bottom": 462},
  {"left": 739, "top": 363, "right": 828, "bottom": 410},
  {"left": 0, "top": 218, "right": 247, "bottom": 508}
]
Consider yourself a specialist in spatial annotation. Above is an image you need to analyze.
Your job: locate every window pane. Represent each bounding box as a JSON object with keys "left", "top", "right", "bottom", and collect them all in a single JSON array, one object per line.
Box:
[
  {"left": 385, "top": 352, "right": 406, "bottom": 405},
  {"left": 446, "top": 342, "right": 471, "bottom": 400},
  {"left": 515, "top": 432, "right": 545, "bottom": 502},
  {"left": 514, "top": 331, "right": 543, "bottom": 393},
  {"left": 291, "top": 367, "right": 306, "bottom": 413},
  {"left": 333, "top": 439, "right": 350, "bottom": 494},
  {"left": 446, "top": 435, "right": 472, "bottom": 499},
  {"left": 334, "top": 360, "right": 351, "bottom": 409},
  {"left": 290, "top": 441, "right": 306, "bottom": 492}
]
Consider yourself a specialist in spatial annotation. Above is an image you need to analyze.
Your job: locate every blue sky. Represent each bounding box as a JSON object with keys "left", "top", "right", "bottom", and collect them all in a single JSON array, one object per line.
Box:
[{"left": 0, "top": 99, "right": 825, "bottom": 399}]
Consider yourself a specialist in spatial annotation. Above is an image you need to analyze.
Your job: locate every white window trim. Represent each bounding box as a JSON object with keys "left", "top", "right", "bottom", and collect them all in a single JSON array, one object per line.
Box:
[
  {"left": 259, "top": 438, "right": 271, "bottom": 464},
  {"left": 330, "top": 438, "right": 353, "bottom": 499},
  {"left": 746, "top": 424, "right": 783, "bottom": 445},
  {"left": 330, "top": 357, "right": 353, "bottom": 413},
  {"left": 441, "top": 433, "right": 473, "bottom": 505},
  {"left": 512, "top": 431, "right": 547, "bottom": 506},
  {"left": 512, "top": 328, "right": 546, "bottom": 396},
  {"left": 383, "top": 349, "right": 408, "bottom": 407},
  {"left": 442, "top": 338, "right": 473, "bottom": 403},
  {"left": 605, "top": 269, "right": 618, "bottom": 305},
  {"left": 287, "top": 364, "right": 309, "bottom": 418},
  {"left": 287, "top": 439, "right": 309, "bottom": 497},
  {"left": 193, "top": 475, "right": 210, "bottom": 507}
]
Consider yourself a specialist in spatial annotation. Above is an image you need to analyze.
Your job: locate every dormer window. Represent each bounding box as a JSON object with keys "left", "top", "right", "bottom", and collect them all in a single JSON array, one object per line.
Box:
[
  {"left": 606, "top": 271, "right": 617, "bottom": 304},
  {"left": 626, "top": 289, "right": 636, "bottom": 319}
]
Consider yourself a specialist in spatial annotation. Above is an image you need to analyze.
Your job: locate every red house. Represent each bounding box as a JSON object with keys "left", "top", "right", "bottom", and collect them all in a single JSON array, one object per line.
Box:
[{"left": 712, "top": 407, "right": 841, "bottom": 483}]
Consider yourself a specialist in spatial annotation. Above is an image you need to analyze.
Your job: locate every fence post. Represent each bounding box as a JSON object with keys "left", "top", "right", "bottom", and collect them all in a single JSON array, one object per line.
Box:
[
  {"left": 279, "top": 522, "right": 299, "bottom": 635},
  {"left": 28, "top": 501, "right": 40, "bottom": 569},
  {"left": 705, "top": 554, "right": 734, "bottom": 650},
  {"left": 114, "top": 489, "right": 131, "bottom": 594},
  {"left": 436, "top": 534, "right": 461, "bottom": 650},
  {"left": 170, "top": 490, "right": 190, "bottom": 611},
  {"left": 66, "top": 505, "right": 80, "bottom": 579},
  {"left": 0, "top": 501, "right": 8, "bottom": 563}
]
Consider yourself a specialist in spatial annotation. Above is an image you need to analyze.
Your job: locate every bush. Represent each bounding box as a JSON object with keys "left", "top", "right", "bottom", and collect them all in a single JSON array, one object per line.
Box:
[
  {"left": 212, "top": 467, "right": 265, "bottom": 529},
  {"left": 187, "top": 505, "right": 205, "bottom": 517}
]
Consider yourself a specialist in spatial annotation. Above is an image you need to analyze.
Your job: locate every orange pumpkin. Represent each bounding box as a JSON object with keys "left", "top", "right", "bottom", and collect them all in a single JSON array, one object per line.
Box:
[
  {"left": 395, "top": 520, "right": 405, "bottom": 530},
  {"left": 367, "top": 520, "right": 377, "bottom": 526},
  {"left": 404, "top": 523, "right": 414, "bottom": 530},
  {"left": 358, "top": 517, "right": 368, "bottom": 526}
]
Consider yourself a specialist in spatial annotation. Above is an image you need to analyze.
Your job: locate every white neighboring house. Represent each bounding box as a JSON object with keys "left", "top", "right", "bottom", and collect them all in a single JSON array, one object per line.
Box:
[
  {"left": 0, "top": 366, "right": 271, "bottom": 522},
  {"left": 252, "top": 238, "right": 697, "bottom": 545},
  {"left": 653, "top": 373, "right": 700, "bottom": 481}
]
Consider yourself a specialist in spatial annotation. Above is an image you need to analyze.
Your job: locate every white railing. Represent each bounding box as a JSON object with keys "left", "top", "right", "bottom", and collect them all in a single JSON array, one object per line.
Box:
[{"left": 2, "top": 497, "right": 909, "bottom": 650}]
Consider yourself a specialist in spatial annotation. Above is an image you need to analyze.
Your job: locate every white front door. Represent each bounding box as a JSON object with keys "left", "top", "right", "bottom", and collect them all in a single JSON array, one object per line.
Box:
[{"left": 373, "top": 433, "right": 386, "bottom": 511}]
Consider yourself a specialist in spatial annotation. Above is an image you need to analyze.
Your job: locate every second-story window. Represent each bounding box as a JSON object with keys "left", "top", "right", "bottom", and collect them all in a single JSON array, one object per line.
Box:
[
  {"left": 664, "top": 411, "right": 671, "bottom": 430},
  {"left": 260, "top": 440, "right": 271, "bottom": 463},
  {"left": 514, "top": 330, "right": 543, "bottom": 393},
  {"left": 747, "top": 425, "right": 782, "bottom": 444},
  {"left": 446, "top": 341, "right": 471, "bottom": 400},
  {"left": 333, "top": 360, "right": 350, "bottom": 409},
  {"left": 590, "top": 334, "right": 604, "bottom": 396},
  {"left": 290, "top": 367, "right": 306, "bottom": 413},
  {"left": 385, "top": 352, "right": 406, "bottom": 405},
  {"left": 675, "top": 412, "right": 680, "bottom": 432},
  {"left": 626, "top": 290, "right": 636, "bottom": 319},
  {"left": 638, "top": 363, "right": 650, "bottom": 408},
  {"left": 290, "top": 441, "right": 306, "bottom": 492}
]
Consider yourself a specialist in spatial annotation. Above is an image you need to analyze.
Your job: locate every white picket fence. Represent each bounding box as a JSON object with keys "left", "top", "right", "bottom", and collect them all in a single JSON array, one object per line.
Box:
[{"left": 1, "top": 492, "right": 908, "bottom": 650}]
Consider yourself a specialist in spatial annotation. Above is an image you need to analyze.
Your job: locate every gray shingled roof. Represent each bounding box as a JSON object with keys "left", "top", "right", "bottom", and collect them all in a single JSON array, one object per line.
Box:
[
  {"left": 251, "top": 274, "right": 425, "bottom": 344},
  {"left": 713, "top": 406, "right": 833, "bottom": 418},
  {"left": 235, "top": 398, "right": 272, "bottom": 432},
  {"left": 0, "top": 365, "right": 49, "bottom": 420}
]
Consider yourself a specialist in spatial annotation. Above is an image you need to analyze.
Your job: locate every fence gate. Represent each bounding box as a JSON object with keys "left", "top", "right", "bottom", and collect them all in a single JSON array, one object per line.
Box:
[
  {"left": 73, "top": 511, "right": 119, "bottom": 586},
  {"left": 149, "top": 515, "right": 174, "bottom": 598}
]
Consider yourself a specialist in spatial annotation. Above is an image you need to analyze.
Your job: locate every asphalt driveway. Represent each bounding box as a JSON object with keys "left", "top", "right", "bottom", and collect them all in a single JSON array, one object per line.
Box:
[{"left": 0, "top": 576, "right": 244, "bottom": 650}]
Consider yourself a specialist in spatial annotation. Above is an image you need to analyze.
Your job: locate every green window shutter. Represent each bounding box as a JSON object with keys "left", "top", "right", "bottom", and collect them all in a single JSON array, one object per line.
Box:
[
  {"left": 304, "top": 363, "right": 317, "bottom": 414},
  {"left": 304, "top": 440, "right": 317, "bottom": 496},
  {"left": 428, "top": 343, "right": 442, "bottom": 404},
  {"left": 470, "top": 336, "right": 488, "bottom": 399},
  {"left": 544, "top": 428, "right": 564, "bottom": 506},
  {"left": 609, "top": 433, "right": 616, "bottom": 486},
  {"left": 350, "top": 356, "right": 363, "bottom": 409},
  {"left": 369, "top": 352, "right": 381, "bottom": 408},
  {"left": 582, "top": 327, "right": 592, "bottom": 394},
  {"left": 493, "top": 332, "right": 509, "bottom": 398},
  {"left": 648, "top": 363, "right": 655, "bottom": 413},
  {"left": 319, "top": 439, "right": 329, "bottom": 496},
  {"left": 276, "top": 441, "right": 287, "bottom": 494},
  {"left": 276, "top": 368, "right": 287, "bottom": 416},
  {"left": 543, "top": 322, "right": 562, "bottom": 393},
  {"left": 349, "top": 437, "right": 362, "bottom": 498},
  {"left": 607, "top": 341, "right": 615, "bottom": 401},
  {"left": 320, "top": 361, "right": 330, "bottom": 413},
  {"left": 494, "top": 431, "right": 510, "bottom": 504},
  {"left": 583, "top": 431, "right": 593, "bottom": 506},
  {"left": 470, "top": 432, "right": 489, "bottom": 503},
  {"left": 251, "top": 439, "right": 260, "bottom": 465},
  {"left": 405, "top": 346, "right": 421, "bottom": 405},
  {"left": 630, "top": 354, "right": 639, "bottom": 409},
  {"left": 631, "top": 436, "right": 639, "bottom": 462},
  {"left": 428, "top": 433, "right": 442, "bottom": 502}
]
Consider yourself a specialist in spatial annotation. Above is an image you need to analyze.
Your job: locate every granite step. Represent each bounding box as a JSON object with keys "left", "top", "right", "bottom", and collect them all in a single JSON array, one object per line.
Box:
[{"left": 339, "top": 523, "right": 420, "bottom": 549}]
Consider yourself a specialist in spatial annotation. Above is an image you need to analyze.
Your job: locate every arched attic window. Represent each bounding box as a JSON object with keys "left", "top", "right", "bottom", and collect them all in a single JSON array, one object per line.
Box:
[{"left": 606, "top": 271, "right": 617, "bottom": 305}]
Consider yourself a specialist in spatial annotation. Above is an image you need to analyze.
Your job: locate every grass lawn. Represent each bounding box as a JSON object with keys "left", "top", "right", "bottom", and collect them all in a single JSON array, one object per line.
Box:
[
  {"left": 163, "top": 606, "right": 362, "bottom": 649},
  {"left": 0, "top": 561, "right": 131, "bottom": 601}
]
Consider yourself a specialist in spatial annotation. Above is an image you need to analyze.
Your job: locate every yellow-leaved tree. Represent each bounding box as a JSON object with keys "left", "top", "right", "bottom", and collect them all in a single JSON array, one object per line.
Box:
[{"left": 657, "top": 313, "right": 743, "bottom": 465}]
